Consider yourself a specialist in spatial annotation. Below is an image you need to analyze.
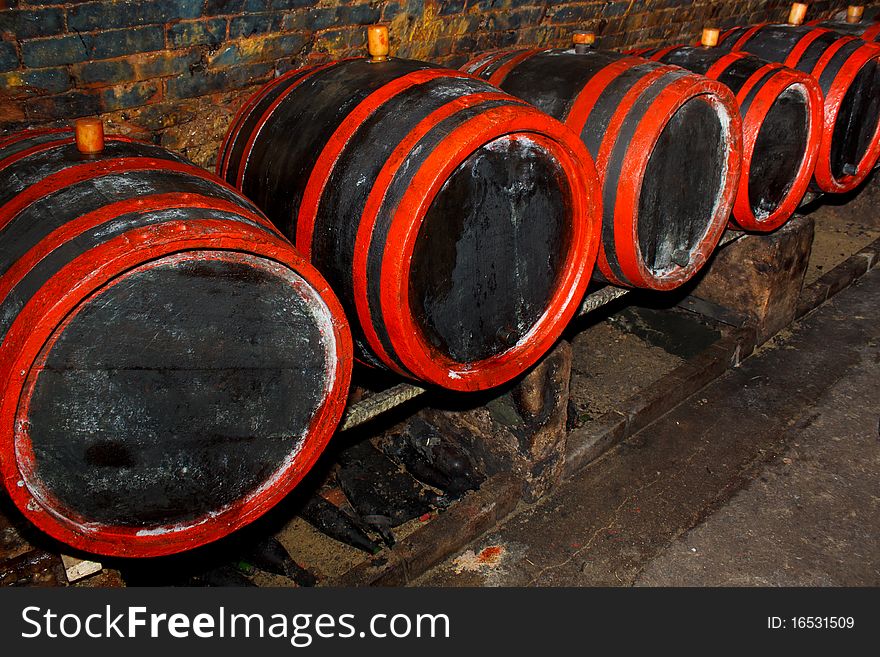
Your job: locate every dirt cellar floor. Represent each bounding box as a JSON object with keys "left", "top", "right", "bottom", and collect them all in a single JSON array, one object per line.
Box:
[{"left": 417, "top": 267, "right": 880, "bottom": 587}]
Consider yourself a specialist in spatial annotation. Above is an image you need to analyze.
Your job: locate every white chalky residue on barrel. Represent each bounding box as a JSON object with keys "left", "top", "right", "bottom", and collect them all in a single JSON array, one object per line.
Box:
[
  {"left": 93, "top": 174, "right": 157, "bottom": 198},
  {"left": 490, "top": 134, "right": 554, "bottom": 337},
  {"left": 425, "top": 84, "right": 481, "bottom": 101},
  {"left": 703, "top": 96, "right": 734, "bottom": 254}
]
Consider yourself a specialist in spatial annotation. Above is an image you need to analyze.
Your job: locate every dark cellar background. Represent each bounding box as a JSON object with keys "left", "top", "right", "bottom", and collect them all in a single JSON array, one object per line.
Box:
[{"left": 0, "top": 0, "right": 849, "bottom": 168}]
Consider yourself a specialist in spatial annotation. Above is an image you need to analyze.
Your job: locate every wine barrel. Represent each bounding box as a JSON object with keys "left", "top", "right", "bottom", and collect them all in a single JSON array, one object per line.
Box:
[
  {"left": 811, "top": 18, "right": 880, "bottom": 43},
  {"left": 218, "top": 58, "right": 601, "bottom": 391},
  {"left": 462, "top": 47, "right": 742, "bottom": 290},
  {"left": 717, "top": 24, "right": 880, "bottom": 192},
  {"left": 0, "top": 128, "right": 353, "bottom": 558},
  {"left": 812, "top": 5, "right": 880, "bottom": 42},
  {"left": 633, "top": 45, "right": 823, "bottom": 231}
]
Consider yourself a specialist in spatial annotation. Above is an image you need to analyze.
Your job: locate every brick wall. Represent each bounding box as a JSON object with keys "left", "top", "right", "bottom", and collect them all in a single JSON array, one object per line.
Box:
[{"left": 0, "top": 0, "right": 854, "bottom": 167}]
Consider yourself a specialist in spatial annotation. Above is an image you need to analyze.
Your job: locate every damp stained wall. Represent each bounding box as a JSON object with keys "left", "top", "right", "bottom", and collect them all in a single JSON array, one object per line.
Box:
[{"left": 0, "top": 0, "right": 852, "bottom": 168}]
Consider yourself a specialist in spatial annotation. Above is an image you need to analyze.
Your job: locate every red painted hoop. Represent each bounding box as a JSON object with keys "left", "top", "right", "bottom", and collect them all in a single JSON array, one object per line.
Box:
[
  {"left": 810, "top": 38, "right": 880, "bottom": 192},
  {"left": 862, "top": 22, "right": 880, "bottom": 41},
  {"left": 377, "top": 105, "right": 601, "bottom": 391},
  {"left": 783, "top": 27, "right": 831, "bottom": 68},
  {"left": 591, "top": 64, "right": 683, "bottom": 287},
  {"left": 0, "top": 219, "right": 353, "bottom": 558},
  {"left": 460, "top": 50, "right": 515, "bottom": 77},
  {"left": 295, "top": 68, "right": 474, "bottom": 260},
  {"left": 731, "top": 67, "right": 823, "bottom": 230},
  {"left": 603, "top": 75, "right": 742, "bottom": 289},
  {"left": 349, "top": 92, "right": 535, "bottom": 378},
  {"left": 348, "top": 92, "right": 529, "bottom": 377},
  {"left": 487, "top": 49, "right": 542, "bottom": 86},
  {"left": 636, "top": 49, "right": 820, "bottom": 230},
  {"left": 721, "top": 25, "right": 880, "bottom": 192}
]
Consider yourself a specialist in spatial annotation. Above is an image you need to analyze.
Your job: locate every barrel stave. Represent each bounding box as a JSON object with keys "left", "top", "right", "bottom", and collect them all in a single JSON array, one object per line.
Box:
[{"left": 219, "top": 65, "right": 323, "bottom": 182}]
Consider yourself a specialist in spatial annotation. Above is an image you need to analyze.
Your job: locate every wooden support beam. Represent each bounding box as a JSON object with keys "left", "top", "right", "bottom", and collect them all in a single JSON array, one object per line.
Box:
[{"left": 689, "top": 216, "right": 815, "bottom": 345}]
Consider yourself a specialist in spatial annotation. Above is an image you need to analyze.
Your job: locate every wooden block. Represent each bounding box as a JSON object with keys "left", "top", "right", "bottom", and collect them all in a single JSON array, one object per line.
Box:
[
  {"left": 0, "top": 549, "right": 66, "bottom": 587},
  {"left": 0, "top": 509, "right": 32, "bottom": 563},
  {"left": 690, "top": 216, "right": 815, "bottom": 344},
  {"left": 421, "top": 340, "right": 573, "bottom": 502},
  {"left": 61, "top": 554, "right": 103, "bottom": 583}
]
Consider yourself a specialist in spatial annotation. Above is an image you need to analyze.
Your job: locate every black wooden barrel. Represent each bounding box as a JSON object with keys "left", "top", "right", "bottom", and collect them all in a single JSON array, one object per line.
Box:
[
  {"left": 811, "top": 18, "right": 880, "bottom": 42},
  {"left": 0, "top": 128, "right": 353, "bottom": 558},
  {"left": 811, "top": 7, "right": 880, "bottom": 42},
  {"left": 717, "top": 24, "right": 880, "bottom": 192},
  {"left": 633, "top": 46, "right": 823, "bottom": 231},
  {"left": 462, "top": 48, "right": 742, "bottom": 291},
  {"left": 218, "top": 58, "right": 602, "bottom": 391}
]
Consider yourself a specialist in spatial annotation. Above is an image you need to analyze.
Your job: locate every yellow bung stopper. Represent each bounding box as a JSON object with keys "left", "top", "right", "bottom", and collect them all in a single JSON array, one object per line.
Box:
[
  {"left": 367, "top": 25, "right": 390, "bottom": 62},
  {"left": 701, "top": 27, "right": 720, "bottom": 47},
  {"left": 573, "top": 31, "right": 596, "bottom": 46},
  {"left": 788, "top": 2, "right": 808, "bottom": 26},
  {"left": 846, "top": 6, "right": 864, "bottom": 23},
  {"left": 74, "top": 118, "right": 104, "bottom": 155}
]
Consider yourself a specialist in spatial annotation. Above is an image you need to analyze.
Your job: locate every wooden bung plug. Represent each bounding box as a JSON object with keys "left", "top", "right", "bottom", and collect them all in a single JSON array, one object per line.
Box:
[
  {"left": 788, "top": 2, "right": 808, "bottom": 26},
  {"left": 573, "top": 30, "right": 595, "bottom": 54},
  {"left": 846, "top": 5, "right": 864, "bottom": 23},
  {"left": 74, "top": 118, "right": 104, "bottom": 155},
  {"left": 701, "top": 27, "right": 720, "bottom": 47},
  {"left": 367, "top": 25, "right": 390, "bottom": 63}
]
